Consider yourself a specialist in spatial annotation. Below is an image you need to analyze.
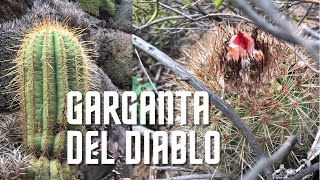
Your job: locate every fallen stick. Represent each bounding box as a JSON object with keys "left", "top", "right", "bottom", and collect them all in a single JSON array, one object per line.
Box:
[{"left": 241, "top": 136, "right": 298, "bottom": 180}]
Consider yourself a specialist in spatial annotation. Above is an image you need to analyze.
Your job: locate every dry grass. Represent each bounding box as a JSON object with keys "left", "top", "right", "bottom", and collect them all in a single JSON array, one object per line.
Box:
[
  {"left": 0, "top": 112, "right": 31, "bottom": 179},
  {"left": 0, "top": 146, "right": 31, "bottom": 179}
]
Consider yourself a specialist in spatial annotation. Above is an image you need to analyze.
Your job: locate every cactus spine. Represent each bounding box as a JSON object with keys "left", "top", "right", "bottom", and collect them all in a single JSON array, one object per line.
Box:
[
  {"left": 26, "top": 156, "right": 76, "bottom": 180},
  {"left": 11, "top": 20, "right": 94, "bottom": 179},
  {"left": 178, "top": 23, "right": 319, "bottom": 176},
  {"left": 210, "top": 71, "right": 318, "bottom": 175},
  {"left": 14, "top": 20, "right": 90, "bottom": 155}
]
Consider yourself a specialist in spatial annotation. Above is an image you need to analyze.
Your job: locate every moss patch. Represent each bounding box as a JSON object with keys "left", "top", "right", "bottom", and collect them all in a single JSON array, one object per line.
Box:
[
  {"left": 77, "top": 0, "right": 116, "bottom": 16},
  {"left": 95, "top": 29, "right": 132, "bottom": 88}
]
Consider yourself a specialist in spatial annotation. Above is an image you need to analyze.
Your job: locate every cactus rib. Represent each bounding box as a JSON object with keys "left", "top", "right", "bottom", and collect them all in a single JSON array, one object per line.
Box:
[{"left": 14, "top": 20, "right": 91, "bottom": 155}]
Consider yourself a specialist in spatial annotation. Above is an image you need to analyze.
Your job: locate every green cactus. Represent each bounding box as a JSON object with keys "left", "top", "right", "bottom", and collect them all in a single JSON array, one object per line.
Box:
[
  {"left": 8, "top": 20, "right": 94, "bottom": 180},
  {"left": 53, "top": 131, "right": 67, "bottom": 157},
  {"left": 32, "top": 131, "right": 67, "bottom": 157},
  {"left": 12, "top": 20, "right": 91, "bottom": 155},
  {"left": 101, "top": 0, "right": 116, "bottom": 15},
  {"left": 180, "top": 67, "right": 318, "bottom": 177},
  {"left": 177, "top": 24, "right": 319, "bottom": 177},
  {"left": 26, "top": 156, "right": 76, "bottom": 180},
  {"left": 78, "top": 0, "right": 116, "bottom": 16},
  {"left": 207, "top": 70, "right": 318, "bottom": 175}
]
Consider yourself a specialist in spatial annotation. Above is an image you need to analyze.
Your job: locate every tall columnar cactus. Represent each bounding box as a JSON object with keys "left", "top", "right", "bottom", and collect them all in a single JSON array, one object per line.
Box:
[
  {"left": 177, "top": 23, "right": 319, "bottom": 177},
  {"left": 12, "top": 20, "right": 92, "bottom": 155}
]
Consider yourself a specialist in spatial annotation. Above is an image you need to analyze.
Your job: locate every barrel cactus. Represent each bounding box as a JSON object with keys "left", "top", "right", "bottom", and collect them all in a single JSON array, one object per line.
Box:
[{"left": 176, "top": 23, "right": 319, "bottom": 177}]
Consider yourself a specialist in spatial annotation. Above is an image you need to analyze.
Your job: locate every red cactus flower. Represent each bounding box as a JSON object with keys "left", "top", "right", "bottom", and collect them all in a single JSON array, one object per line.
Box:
[
  {"left": 182, "top": 23, "right": 291, "bottom": 95},
  {"left": 227, "top": 31, "right": 264, "bottom": 62}
]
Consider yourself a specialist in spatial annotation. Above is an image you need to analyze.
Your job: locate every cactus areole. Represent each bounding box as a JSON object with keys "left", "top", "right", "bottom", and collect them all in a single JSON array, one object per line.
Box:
[{"left": 14, "top": 21, "right": 90, "bottom": 154}]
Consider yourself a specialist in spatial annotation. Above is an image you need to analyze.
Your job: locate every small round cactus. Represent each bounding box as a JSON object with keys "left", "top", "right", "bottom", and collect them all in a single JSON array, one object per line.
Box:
[{"left": 177, "top": 22, "right": 319, "bottom": 177}]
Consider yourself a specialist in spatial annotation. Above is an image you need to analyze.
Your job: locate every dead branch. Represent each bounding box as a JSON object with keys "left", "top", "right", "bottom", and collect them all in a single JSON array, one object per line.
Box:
[
  {"left": 302, "top": 27, "right": 320, "bottom": 39},
  {"left": 132, "top": 34, "right": 272, "bottom": 179},
  {"left": 285, "top": 43, "right": 320, "bottom": 75},
  {"left": 155, "top": 173, "right": 227, "bottom": 180},
  {"left": 289, "top": 162, "right": 320, "bottom": 180},
  {"left": 150, "top": 166, "right": 192, "bottom": 172},
  {"left": 233, "top": 0, "right": 320, "bottom": 62},
  {"left": 308, "top": 127, "right": 320, "bottom": 161},
  {"left": 134, "top": 14, "right": 201, "bottom": 31},
  {"left": 159, "top": 2, "right": 194, "bottom": 20},
  {"left": 287, "top": 0, "right": 320, "bottom": 4},
  {"left": 133, "top": 13, "right": 252, "bottom": 31},
  {"left": 240, "top": 136, "right": 298, "bottom": 180}
]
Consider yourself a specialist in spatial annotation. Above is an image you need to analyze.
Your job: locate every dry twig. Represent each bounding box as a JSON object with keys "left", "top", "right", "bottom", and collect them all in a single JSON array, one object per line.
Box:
[
  {"left": 150, "top": 166, "right": 192, "bottom": 172},
  {"left": 287, "top": 0, "right": 320, "bottom": 4},
  {"left": 240, "top": 136, "right": 298, "bottom": 180},
  {"left": 155, "top": 173, "right": 226, "bottom": 180},
  {"left": 233, "top": 0, "right": 320, "bottom": 62},
  {"left": 288, "top": 162, "right": 320, "bottom": 180},
  {"left": 285, "top": 43, "right": 320, "bottom": 74}
]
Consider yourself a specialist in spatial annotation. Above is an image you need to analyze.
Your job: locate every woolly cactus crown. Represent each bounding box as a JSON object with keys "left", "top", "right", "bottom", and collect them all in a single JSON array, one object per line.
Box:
[{"left": 183, "top": 22, "right": 293, "bottom": 96}]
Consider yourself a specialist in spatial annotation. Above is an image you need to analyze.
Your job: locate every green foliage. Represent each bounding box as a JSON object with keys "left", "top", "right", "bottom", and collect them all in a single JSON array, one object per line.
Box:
[
  {"left": 292, "top": 15, "right": 299, "bottom": 22},
  {"left": 78, "top": 0, "right": 116, "bottom": 16},
  {"left": 132, "top": 76, "right": 155, "bottom": 124},
  {"left": 100, "top": 0, "right": 116, "bottom": 15},
  {"left": 132, "top": 76, "right": 154, "bottom": 96},
  {"left": 213, "top": 0, "right": 224, "bottom": 9},
  {"left": 133, "top": 0, "right": 183, "bottom": 47},
  {"left": 133, "top": 0, "right": 182, "bottom": 26},
  {"left": 133, "top": 0, "right": 209, "bottom": 55},
  {"left": 147, "top": 0, "right": 160, "bottom": 24},
  {"left": 78, "top": 0, "right": 100, "bottom": 15},
  {"left": 132, "top": 76, "right": 142, "bottom": 96},
  {"left": 180, "top": 0, "right": 192, "bottom": 4}
]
